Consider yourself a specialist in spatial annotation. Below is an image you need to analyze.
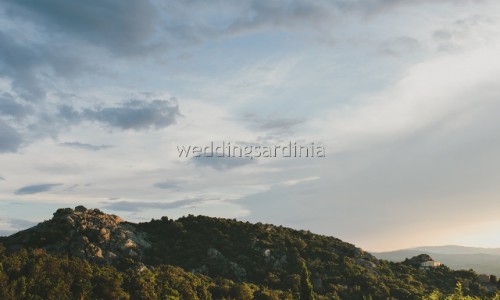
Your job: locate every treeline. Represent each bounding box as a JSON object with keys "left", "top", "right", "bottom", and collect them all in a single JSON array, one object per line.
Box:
[
  {"left": 2, "top": 212, "right": 499, "bottom": 299},
  {"left": 136, "top": 215, "right": 492, "bottom": 299},
  {"left": 0, "top": 245, "right": 292, "bottom": 300}
]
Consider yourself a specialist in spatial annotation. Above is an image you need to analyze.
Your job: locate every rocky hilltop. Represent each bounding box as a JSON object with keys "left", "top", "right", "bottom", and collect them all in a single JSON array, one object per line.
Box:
[{"left": 2, "top": 206, "right": 150, "bottom": 265}]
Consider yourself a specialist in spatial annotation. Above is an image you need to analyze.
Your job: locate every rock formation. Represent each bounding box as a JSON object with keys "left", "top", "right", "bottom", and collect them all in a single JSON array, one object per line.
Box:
[{"left": 3, "top": 206, "right": 151, "bottom": 265}]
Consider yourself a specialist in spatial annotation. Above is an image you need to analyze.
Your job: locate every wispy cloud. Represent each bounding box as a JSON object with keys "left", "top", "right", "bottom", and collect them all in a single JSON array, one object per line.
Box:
[
  {"left": 59, "top": 142, "right": 113, "bottom": 151},
  {"left": 153, "top": 181, "right": 180, "bottom": 190},
  {"left": 105, "top": 198, "right": 208, "bottom": 212},
  {"left": 192, "top": 156, "right": 255, "bottom": 171},
  {"left": 58, "top": 99, "right": 181, "bottom": 131},
  {"left": 15, "top": 183, "right": 62, "bottom": 195}
]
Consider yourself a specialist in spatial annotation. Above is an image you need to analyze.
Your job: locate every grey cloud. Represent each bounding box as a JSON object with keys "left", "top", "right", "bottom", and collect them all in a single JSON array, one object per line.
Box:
[
  {"left": 0, "top": 175, "right": 4, "bottom": 180},
  {"left": 0, "top": 29, "right": 89, "bottom": 100},
  {"left": 154, "top": 181, "right": 180, "bottom": 190},
  {"left": 57, "top": 105, "right": 82, "bottom": 122},
  {"left": 334, "top": 0, "right": 480, "bottom": 16},
  {"left": 62, "top": 184, "right": 79, "bottom": 192},
  {"left": 60, "top": 142, "right": 113, "bottom": 151},
  {"left": 0, "top": 119, "right": 23, "bottom": 153},
  {"left": 0, "top": 0, "right": 473, "bottom": 102},
  {"left": 15, "top": 183, "right": 62, "bottom": 195},
  {"left": 5, "top": 0, "right": 464, "bottom": 63},
  {"left": 260, "top": 118, "right": 305, "bottom": 132},
  {"left": 84, "top": 100, "right": 180, "bottom": 130},
  {"left": 58, "top": 99, "right": 181, "bottom": 131},
  {"left": 0, "top": 93, "right": 33, "bottom": 119},
  {"left": 0, "top": 30, "right": 46, "bottom": 99},
  {"left": 192, "top": 156, "right": 255, "bottom": 171},
  {"left": 105, "top": 198, "right": 206, "bottom": 212},
  {"left": 225, "top": 1, "right": 334, "bottom": 34},
  {"left": 220, "top": 0, "right": 471, "bottom": 36},
  {"left": 6, "top": 0, "right": 160, "bottom": 56},
  {"left": 242, "top": 114, "right": 305, "bottom": 137}
]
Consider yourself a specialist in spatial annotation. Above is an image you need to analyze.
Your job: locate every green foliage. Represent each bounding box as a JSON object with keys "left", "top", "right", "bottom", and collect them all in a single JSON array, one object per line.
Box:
[
  {"left": 136, "top": 215, "right": 495, "bottom": 299},
  {"left": 423, "top": 281, "right": 500, "bottom": 300},
  {"left": 2, "top": 213, "right": 500, "bottom": 299},
  {"left": 0, "top": 246, "right": 290, "bottom": 300},
  {"left": 299, "top": 260, "right": 315, "bottom": 300}
]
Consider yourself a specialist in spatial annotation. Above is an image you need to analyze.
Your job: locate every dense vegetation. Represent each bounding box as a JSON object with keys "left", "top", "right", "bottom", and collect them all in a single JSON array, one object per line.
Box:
[
  {"left": 0, "top": 245, "right": 290, "bottom": 299},
  {"left": 1, "top": 209, "right": 500, "bottom": 299},
  {"left": 136, "top": 215, "right": 495, "bottom": 299}
]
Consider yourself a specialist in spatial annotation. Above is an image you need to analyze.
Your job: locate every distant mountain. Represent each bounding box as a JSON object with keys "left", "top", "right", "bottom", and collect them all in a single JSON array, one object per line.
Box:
[
  {"left": 0, "top": 206, "right": 498, "bottom": 299},
  {"left": 372, "top": 246, "right": 500, "bottom": 277},
  {"left": 413, "top": 245, "right": 500, "bottom": 256}
]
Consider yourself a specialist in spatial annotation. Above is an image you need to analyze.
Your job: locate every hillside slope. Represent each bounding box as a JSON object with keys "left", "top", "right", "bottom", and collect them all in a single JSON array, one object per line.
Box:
[{"left": 0, "top": 206, "right": 496, "bottom": 299}]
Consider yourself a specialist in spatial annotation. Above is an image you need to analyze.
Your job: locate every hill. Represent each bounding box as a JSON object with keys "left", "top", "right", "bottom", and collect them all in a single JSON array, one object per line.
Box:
[
  {"left": 0, "top": 206, "right": 498, "bottom": 299},
  {"left": 413, "top": 246, "right": 500, "bottom": 256},
  {"left": 372, "top": 247, "right": 500, "bottom": 277}
]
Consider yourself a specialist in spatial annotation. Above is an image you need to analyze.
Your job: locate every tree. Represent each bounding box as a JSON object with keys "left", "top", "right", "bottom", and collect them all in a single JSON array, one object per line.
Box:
[
  {"left": 231, "top": 283, "right": 254, "bottom": 300},
  {"left": 491, "top": 275, "right": 497, "bottom": 284},
  {"left": 299, "top": 261, "right": 315, "bottom": 300}
]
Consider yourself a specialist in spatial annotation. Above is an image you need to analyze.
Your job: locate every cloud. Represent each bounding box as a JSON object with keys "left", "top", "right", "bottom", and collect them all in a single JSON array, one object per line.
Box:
[
  {"left": 154, "top": 181, "right": 180, "bottom": 190},
  {"left": 224, "top": 1, "right": 334, "bottom": 34},
  {"left": 105, "top": 198, "right": 207, "bottom": 212},
  {"left": 192, "top": 156, "right": 255, "bottom": 171},
  {"left": 0, "top": 120, "right": 23, "bottom": 153},
  {"left": 0, "top": 93, "right": 33, "bottom": 119},
  {"left": 241, "top": 114, "right": 306, "bottom": 138},
  {"left": 0, "top": 29, "right": 82, "bottom": 100},
  {"left": 57, "top": 104, "right": 82, "bottom": 123},
  {"left": 0, "top": 0, "right": 477, "bottom": 103},
  {"left": 5, "top": 0, "right": 465, "bottom": 62},
  {"left": 57, "top": 99, "right": 181, "bottom": 131},
  {"left": 432, "top": 15, "right": 496, "bottom": 52},
  {"left": 1, "top": 0, "right": 153, "bottom": 101},
  {"left": 281, "top": 176, "right": 320, "bottom": 187},
  {"left": 260, "top": 118, "right": 301, "bottom": 129},
  {"left": 62, "top": 184, "right": 79, "bottom": 192},
  {"left": 0, "top": 175, "right": 4, "bottom": 180},
  {"left": 0, "top": 30, "right": 46, "bottom": 99},
  {"left": 59, "top": 142, "right": 113, "bottom": 151},
  {"left": 84, "top": 99, "right": 181, "bottom": 130},
  {"left": 206, "top": 0, "right": 473, "bottom": 37},
  {"left": 5, "top": 0, "right": 161, "bottom": 56},
  {"left": 15, "top": 183, "right": 62, "bottom": 195}
]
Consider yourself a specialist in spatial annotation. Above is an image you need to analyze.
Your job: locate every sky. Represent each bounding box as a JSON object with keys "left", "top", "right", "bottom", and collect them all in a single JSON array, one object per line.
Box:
[{"left": 1, "top": 0, "right": 500, "bottom": 252}]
